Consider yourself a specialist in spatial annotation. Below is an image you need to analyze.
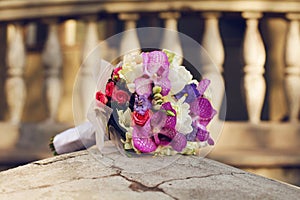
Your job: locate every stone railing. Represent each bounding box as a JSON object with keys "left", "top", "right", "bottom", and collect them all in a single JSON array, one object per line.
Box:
[
  {"left": 0, "top": 1, "right": 300, "bottom": 183},
  {"left": 0, "top": 0, "right": 300, "bottom": 125}
]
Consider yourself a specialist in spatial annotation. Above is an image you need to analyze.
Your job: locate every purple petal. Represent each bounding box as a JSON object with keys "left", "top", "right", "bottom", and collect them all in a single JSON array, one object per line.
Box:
[
  {"left": 197, "top": 79, "right": 210, "bottom": 96},
  {"left": 150, "top": 111, "right": 167, "bottom": 133},
  {"left": 156, "top": 78, "right": 171, "bottom": 96},
  {"left": 132, "top": 120, "right": 157, "bottom": 153},
  {"left": 153, "top": 134, "right": 160, "bottom": 145},
  {"left": 196, "top": 128, "right": 209, "bottom": 142},
  {"left": 200, "top": 109, "right": 217, "bottom": 126},
  {"left": 161, "top": 102, "right": 173, "bottom": 110},
  {"left": 161, "top": 102, "right": 176, "bottom": 129},
  {"left": 134, "top": 76, "right": 152, "bottom": 97},
  {"left": 134, "top": 94, "right": 152, "bottom": 115},
  {"left": 171, "top": 132, "right": 187, "bottom": 152},
  {"left": 153, "top": 128, "right": 177, "bottom": 146},
  {"left": 156, "top": 66, "right": 165, "bottom": 77},
  {"left": 190, "top": 97, "right": 215, "bottom": 119},
  {"left": 132, "top": 136, "right": 157, "bottom": 153},
  {"left": 142, "top": 51, "right": 169, "bottom": 77},
  {"left": 186, "top": 126, "right": 197, "bottom": 141},
  {"left": 160, "top": 127, "right": 177, "bottom": 140},
  {"left": 175, "top": 84, "right": 199, "bottom": 103},
  {"left": 207, "top": 136, "right": 215, "bottom": 145}
]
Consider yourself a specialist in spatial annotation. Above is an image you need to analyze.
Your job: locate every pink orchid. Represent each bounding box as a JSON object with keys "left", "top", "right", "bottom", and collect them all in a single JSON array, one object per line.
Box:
[
  {"left": 132, "top": 102, "right": 187, "bottom": 153},
  {"left": 134, "top": 51, "right": 171, "bottom": 97}
]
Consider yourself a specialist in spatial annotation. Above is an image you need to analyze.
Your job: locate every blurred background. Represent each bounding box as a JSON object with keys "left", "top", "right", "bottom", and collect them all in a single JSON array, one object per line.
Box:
[{"left": 0, "top": 0, "right": 299, "bottom": 186}]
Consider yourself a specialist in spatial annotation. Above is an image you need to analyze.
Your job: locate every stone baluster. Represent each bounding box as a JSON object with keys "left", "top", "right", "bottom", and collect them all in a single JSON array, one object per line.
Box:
[
  {"left": 242, "top": 12, "right": 266, "bottom": 123},
  {"left": 78, "top": 16, "right": 100, "bottom": 122},
  {"left": 201, "top": 12, "right": 225, "bottom": 114},
  {"left": 160, "top": 12, "right": 183, "bottom": 63},
  {"left": 5, "top": 23, "right": 26, "bottom": 124},
  {"left": 25, "top": 22, "right": 37, "bottom": 48},
  {"left": 284, "top": 13, "right": 300, "bottom": 122},
  {"left": 42, "top": 19, "right": 63, "bottom": 122},
  {"left": 118, "top": 13, "right": 140, "bottom": 55},
  {"left": 64, "top": 19, "right": 77, "bottom": 47}
]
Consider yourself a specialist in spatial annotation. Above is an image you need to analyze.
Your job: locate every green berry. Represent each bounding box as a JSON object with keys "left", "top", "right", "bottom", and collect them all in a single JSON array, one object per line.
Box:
[
  {"left": 166, "top": 110, "right": 175, "bottom": 116},
  {"left": 152, "top": 86, "right": 162, "bottom": 94}
]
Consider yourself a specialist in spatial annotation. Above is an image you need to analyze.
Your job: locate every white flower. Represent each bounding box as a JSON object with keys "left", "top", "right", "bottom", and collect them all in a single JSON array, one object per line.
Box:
[
  {"left": 119, "top": 54, "right": 143, "bottom": 93},
  {"left": 168, "top": 65, "right": 193, "bottom": 95},
  {"left": 117, "top": 108, "right": 132, "bottom": 131},
  {"left": 166, "top": 95, "right": 193, "bottom": 134}
]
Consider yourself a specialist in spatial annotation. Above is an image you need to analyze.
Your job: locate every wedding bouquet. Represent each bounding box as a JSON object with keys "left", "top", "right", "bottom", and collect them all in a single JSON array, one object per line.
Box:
[{"left": 51, "top": 50, "right": 217, "bottom": 156}]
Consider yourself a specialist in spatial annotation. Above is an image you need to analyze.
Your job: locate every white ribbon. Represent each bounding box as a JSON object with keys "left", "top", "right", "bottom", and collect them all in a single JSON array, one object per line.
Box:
[
  {"left": 52, "top": 59, "right": 115, "bottom": 154},
  {"left": 53, "top": 121, "right": 95, "bottom": 154}
]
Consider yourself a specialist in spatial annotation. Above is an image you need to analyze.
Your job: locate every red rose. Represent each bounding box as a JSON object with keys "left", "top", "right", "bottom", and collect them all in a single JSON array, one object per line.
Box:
[
  {"left": 105, "top": 81, "right": 115, "bottom": 97},
  {"left": 112, "top": 66, "right": 122, "bottom": 81},
  {"left": 133, "top": 110, "right": 150, "bottom": 126},
  {"left": 95, "top": 91, "right": 108, "bottom": 104},
  {"left": 112, "top": 88, "right": 130, "bottom": 105}
]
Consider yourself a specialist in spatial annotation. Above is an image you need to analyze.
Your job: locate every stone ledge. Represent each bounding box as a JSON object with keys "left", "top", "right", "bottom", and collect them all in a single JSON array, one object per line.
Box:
[
  {"left": 209, "top": 121, "right": 300, "bottom": 168},
  {"left": 0, "top": 146, "right": 299, "bottom": 200}
]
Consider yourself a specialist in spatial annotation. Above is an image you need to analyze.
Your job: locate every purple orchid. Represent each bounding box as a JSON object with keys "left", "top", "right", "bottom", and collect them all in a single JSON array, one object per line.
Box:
[
  {"left": 134, "top": 51, "right": 171, "bottom": 97},
  {"left": 132, "top": 102, "right": 187, "bottom": 153},
  {"left": 186, "top": 126, "right": 197, "bottom": 141},
  {"left": 187, "top": 96, "right": 216, "bottom": 145},
  {"left": 170, "top": 132, "right": 187, "bottom": 152},
  {"left": 194, "top": 122, "right": 214, "bottom": 145},
  {"left": 195, "top": 123, "right": 209, "bottom": 141},
  {"left": 174, "top": 78, "right": 211, "bottom": 104},
  {"left": 132, "top": 120, "right": 157, "bottom": 153},
  {"left": 190, "top": 97, "right": 217, "bottom": 126},
  {"left": 182, "top": 79, "right": 216, "bottom": 145},
  {"left": 134, "top": 94, "right": 151, "bottom": 115},
  {"left": 196, "top": 128, "right": 214, "bottom": 145},
  {"left": 189, "top": 78, "right": 216, "bottom": 126},
  {"left": 185, "top": 121, "right": 214, "bottom": 145},
  {"left": 197, "top": 78, "right": 211, "bottom": 96},
  {"left": 174, "top": 83, "right": 200, "bottom": 103}
]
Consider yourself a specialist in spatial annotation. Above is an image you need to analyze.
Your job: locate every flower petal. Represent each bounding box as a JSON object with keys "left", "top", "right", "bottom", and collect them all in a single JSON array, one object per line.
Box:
[
  {"left": 156, "top": 78, "right": 171, "bottom": 96},
  {"left": 161, "top": 102, "right": 176, "bottom": 129},
  {"left": 169, "top": 66, "right": 193, "bottom": 95},
  {"left": 207, "top": 136, "right": 215, "bottom": 145},
  {"left": 142, "top": 51, "right": 169, "bottom": 77},
  {"left": 197, "top": 79, "right": 210, "bottom": 96},
  {"left": 190, "top": 97, "right": 216, "bottom": 126},
  {"left": 196, "top": 127, "right": 209, "bottom": 142},
  {"left": 171, "top": 132, "right": 187, "bottom": 152},
  {"left": 132, "top": 136, "right": 157, "bottom": 153},
  {"left": 134, "top": 76, "right": 152, "bottom": 97},
  {"left": 132, "top": 120, "right": 157, "bottom": 153},
  {"left": 150, "top": 111, "right": 167, "bottom": 133},
  {"left": 186, "top": 127, "right": 197, "bottom": 141}
]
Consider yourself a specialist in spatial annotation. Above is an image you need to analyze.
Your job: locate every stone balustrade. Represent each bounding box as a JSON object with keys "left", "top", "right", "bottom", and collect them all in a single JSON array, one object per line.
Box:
[
  {"left": 0, "top": 0, "right": 300, "bottom": 185},
  {"left": 0, "top": 0, "right": 299, "bottom": 124}
]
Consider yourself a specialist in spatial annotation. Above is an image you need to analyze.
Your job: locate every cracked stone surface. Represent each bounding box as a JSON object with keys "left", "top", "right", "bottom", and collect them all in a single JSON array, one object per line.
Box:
[{"left": 0, "top": 147, "right": 299, "bottom": 199}]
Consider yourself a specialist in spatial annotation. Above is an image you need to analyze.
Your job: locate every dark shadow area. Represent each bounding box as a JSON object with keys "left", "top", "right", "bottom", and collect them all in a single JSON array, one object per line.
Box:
[
  {"left": 220, "top": 15, "right": 247, "bottom": 121},
  {"left": 0, "top": 24, "right": 7, "bottom": 121}
]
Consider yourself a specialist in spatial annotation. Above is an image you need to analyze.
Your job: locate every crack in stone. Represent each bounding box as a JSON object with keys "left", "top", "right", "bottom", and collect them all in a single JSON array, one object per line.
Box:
[
  {"left": 32, "top": 153, "right": 88, "bottom": 166},
  {"left": 230, "top": 172, "right": 246, "bottom": 176},
  {"left": 157, "top": 171, "right": 246, "bottom": 186},
  {"left": 108, "top": 160, "right": 248, "bottom": 200},
  {"left": 1, "top": 173, "right": 121, "bottom": 195},
  {"left": 9, "top": 152, "right": 248, "bottom": 199},
  {"left": 154, "top": 173, "right": 224, "bottom": 188},
  {"left": 106, "top": 165, "right": 178, "bottom": 199},
  {"left": 118, "top": 173, "right": 178, "bottom": 200}
]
